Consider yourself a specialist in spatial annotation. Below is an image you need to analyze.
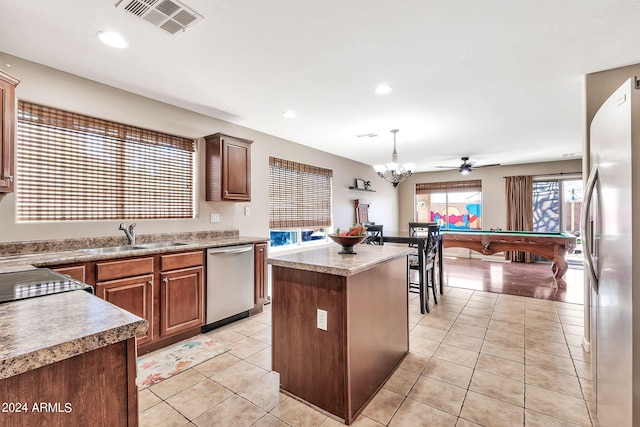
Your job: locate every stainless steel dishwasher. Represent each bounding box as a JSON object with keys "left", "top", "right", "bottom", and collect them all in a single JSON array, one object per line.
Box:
[{"left": 203, "top": 245, "right": 255, "bottom": 331}]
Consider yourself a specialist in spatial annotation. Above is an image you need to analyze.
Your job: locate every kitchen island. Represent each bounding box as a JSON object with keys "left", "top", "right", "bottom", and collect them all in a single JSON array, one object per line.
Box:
[
  {"left": 268, "top": 243, "right": 414, "bottom": 425},
  {"left": 0, "top": 289, "right": 147, "bottom": 426}
]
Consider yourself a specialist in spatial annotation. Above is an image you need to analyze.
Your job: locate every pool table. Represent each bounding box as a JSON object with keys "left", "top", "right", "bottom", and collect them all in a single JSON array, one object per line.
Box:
[{"left": 442, "top": 230, "right": 577, "bottom": 287}]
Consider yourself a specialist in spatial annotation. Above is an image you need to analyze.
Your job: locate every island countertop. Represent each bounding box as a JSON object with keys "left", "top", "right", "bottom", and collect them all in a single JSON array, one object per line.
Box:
[
  {"left": 267, "top": 243, "right": 414, "bottom": 276},
  {"left": 0, "top": 290, "right": 147, "bottom": 379}
]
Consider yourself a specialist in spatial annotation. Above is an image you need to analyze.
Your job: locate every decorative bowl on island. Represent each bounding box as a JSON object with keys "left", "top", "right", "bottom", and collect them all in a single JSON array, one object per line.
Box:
[{"left": 328, "top": 234, "right": 367, "bottom": 254}]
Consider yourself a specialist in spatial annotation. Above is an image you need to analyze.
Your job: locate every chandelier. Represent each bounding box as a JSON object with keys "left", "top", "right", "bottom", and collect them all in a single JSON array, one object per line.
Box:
[{"left": 372, "top": 129, "right": 416, "bottom": 188}]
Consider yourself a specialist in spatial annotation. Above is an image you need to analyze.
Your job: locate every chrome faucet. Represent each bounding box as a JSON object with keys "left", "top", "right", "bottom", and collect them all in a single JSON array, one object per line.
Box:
[{"left": 119, "top": 223, "right": 137, "bottom": 245}]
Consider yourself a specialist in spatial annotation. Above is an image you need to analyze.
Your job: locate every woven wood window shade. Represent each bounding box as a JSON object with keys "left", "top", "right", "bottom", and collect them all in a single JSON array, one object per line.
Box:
[
  {"left": 16, "top": 101, "right": 196, "bottom": 221},
  {"left": 415, "top": 179, "right": 482, "bottom": 195},
  {"left": 269, "top": 157, "right": 333, "bottom": 228}
]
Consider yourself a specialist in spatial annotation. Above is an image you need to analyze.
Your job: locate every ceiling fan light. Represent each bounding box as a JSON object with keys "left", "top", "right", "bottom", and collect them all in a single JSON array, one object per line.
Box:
[{"left": 459, "top": 164, "right": 472, "bottom": 175}]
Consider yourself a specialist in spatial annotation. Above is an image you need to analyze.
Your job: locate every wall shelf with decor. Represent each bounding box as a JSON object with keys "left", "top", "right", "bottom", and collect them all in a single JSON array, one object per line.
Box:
[
  {"left": 351, "top": 179, "right": 375, "bottom": 191},
  {"left": 348, "top": 186, "right": 376, "bottom": 192}
]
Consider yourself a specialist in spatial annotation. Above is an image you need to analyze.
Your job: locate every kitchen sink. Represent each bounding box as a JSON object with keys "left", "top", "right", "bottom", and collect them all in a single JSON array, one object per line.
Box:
[
  {"left": 81, "top": 242, "right": 189, "bottom": 254},
  {"left": 133, "top": 242, "right": 189, "bottom": 249},
  {"left": 82, "top": 245, "right": 140, "bottom": 254}
]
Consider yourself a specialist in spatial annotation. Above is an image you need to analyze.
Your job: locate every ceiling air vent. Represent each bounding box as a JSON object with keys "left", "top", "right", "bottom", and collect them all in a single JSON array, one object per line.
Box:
[{"left": 116, "top": 0, "right": 203, "bottom": 35}]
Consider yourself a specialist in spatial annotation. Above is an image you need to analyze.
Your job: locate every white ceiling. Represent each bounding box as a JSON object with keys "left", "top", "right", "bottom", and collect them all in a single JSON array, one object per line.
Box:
[{"left": 0, "top": 0, "right": 638, "bottom": 172}]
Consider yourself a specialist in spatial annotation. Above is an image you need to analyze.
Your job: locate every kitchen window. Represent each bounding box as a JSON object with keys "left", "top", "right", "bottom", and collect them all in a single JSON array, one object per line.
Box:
[
  {"left": 268, "top": 157, "right": 332, "bottom": 248},
  {"left": 15, "top": 101, "right": 196, "bottom": 221},
  {"left": 415, "top": 180, "right": 483, "bottom": 229}
]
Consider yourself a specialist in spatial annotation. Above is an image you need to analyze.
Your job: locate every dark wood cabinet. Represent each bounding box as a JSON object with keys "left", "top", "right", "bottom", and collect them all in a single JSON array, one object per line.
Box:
[
  {"left": 95, "top": 257, "right": 155, "bottom": 345},
  {"left": 159, "top": 250, "right": 204, "bottom": 337},
  {"left": 160, "top": 266, "right": 204, "bottom": 336},
  {"left": 52, "top": 264, "right": 88, "bottom": 284},
  {"left": 253, "top": 242, "right": 267, "bottom": 309},
  {"left": 47, "top": 243, "right": 267, "bottom": 352},
  {"left": 0, "top": 71, "right": 19, "bottom": 193},
  {"left": 0, "top": 337, "right": 138, "bottom": 427},
  {"left": 96, "top": 273, "right": 155, "bottom": 346},
  {"left": 205, "top": 133, "right": 252, "bottom": 201}
]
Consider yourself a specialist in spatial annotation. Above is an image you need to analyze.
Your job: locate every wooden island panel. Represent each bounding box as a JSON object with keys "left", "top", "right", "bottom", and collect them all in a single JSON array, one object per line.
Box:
[
  {"left": 272, "top": 254, "right": 408, "bottom": 424},
  {"left": 0, "top": 338, "right": 138, "bottom": 427}
]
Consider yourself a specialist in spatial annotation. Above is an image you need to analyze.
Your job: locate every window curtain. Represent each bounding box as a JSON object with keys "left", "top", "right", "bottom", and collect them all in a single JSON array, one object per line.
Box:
[{"left": 505, "top": 175, "right": 534, "bottom": 262}]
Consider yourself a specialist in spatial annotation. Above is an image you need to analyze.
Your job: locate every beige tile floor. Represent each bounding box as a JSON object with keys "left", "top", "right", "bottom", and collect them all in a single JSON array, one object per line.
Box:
[{"left": 138, "top": 287, "right": 595, "bottom": 427}]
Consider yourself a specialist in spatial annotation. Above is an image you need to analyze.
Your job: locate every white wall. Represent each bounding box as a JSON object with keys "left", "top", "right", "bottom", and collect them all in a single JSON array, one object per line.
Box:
[{"left": 0, "top": 53, "right": 399, "bottom": 243}]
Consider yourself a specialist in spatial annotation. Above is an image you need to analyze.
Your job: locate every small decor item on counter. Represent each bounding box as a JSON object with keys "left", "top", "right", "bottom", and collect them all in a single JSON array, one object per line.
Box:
[{"left": 329, "top": 224, "right": 368, "bottom": 254}]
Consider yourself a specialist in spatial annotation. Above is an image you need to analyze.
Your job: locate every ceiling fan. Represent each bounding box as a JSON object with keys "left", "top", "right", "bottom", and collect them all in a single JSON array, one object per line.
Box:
[{"left": 435, "top": 157, "right": 500, "bottom": 175}]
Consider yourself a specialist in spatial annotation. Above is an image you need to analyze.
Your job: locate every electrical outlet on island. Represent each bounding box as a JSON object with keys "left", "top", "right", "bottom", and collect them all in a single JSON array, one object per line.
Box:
[{"left": 317, "top": 309, "right": 327, "bottom": 331}]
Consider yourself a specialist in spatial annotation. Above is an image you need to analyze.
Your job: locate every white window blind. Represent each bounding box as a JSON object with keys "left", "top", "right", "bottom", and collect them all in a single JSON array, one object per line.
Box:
[
  {"left": 16, "top": 101, "right": 196, "bottom": 221},
  {"left": 268, "top": 157, "right": 332, "bottom": 228}
]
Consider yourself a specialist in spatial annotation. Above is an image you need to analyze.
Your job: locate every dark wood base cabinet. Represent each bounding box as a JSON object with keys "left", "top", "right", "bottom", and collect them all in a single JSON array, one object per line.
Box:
[
  {"left": 0, "top": 338, "right": 139, "bottom": 427},
  {"left": 272, "top": 256, "right": 409, "bottom": 424},
  {"left": 250, "top": 242, "right": 268, "bottom": 315},
  {"left": 96, "top": 273, "right": 155, "bottom": 345},
  {"left": 52, "top": 251, "right": 205, "bottom": 353},
  {"left": 95, "top": 257, "right": 155, "bottom": 346}
]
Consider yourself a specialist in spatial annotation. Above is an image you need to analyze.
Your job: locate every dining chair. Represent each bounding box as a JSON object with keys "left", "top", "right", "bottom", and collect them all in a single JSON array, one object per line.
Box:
[
  {"left": 408, "top": 222, "right": 437, "bottom": 239},
  {"left": 408, "top": 224, "right": 440, "bottom": 312},
  {"left": 363, "top": 224, "right": 384, "bottom": 245}
]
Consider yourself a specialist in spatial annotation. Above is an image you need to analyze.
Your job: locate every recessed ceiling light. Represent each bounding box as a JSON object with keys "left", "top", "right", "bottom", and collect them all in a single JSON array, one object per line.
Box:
[
  {"left": 375, "top": 84, "right": 392, "bottom": 95},
  {"left": 97, "top": 31, "right": 128, "bottom": 49},
  {"left": 282, "top": 110, "right": 297, "bottom": 118}
]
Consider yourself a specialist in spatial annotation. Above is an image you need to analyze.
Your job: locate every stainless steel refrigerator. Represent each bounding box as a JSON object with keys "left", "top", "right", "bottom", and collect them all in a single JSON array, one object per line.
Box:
[{"left": 583, "top": 77, "right": 640, "bottom": 426}]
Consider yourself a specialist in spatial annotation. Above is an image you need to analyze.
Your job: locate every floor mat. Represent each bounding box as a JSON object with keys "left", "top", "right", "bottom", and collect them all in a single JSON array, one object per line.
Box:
[{"left": 136, "top": 334, "right": 230, "bottom": 389}]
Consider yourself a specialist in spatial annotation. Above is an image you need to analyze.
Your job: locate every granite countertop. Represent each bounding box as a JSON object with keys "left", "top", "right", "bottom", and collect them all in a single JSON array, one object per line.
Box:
[
  {"left": 0, "top": 290, "right": 147, "bottom": 379},
  {"left": 0, "top": 235, "right": 270, "bottom": 273},
  {"left": 0, "top": 231, "right": 269, "bottom": 379},
  {"left": 267, "top": 243, "right": 414, "bottom": 276}
]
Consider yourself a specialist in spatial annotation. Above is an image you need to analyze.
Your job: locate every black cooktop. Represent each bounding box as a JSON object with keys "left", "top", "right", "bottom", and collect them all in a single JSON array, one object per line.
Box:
[{"left": 0, "top": 268, "right": 93, "bottom": 304}]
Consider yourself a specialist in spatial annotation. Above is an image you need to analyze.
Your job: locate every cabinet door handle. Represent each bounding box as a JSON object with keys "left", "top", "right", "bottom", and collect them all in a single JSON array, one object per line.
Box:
[
  {"left": 149, "top": 280, "right": 154, "bottom": 289},
  {"left": 163, "top": 278, "right": 169, "bottom": 284}
]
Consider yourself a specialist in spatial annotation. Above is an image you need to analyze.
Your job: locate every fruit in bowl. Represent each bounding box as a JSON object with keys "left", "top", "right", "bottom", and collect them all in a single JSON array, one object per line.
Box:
[{"left": 329, "top": 224, "right": 368, "bottom": 254}]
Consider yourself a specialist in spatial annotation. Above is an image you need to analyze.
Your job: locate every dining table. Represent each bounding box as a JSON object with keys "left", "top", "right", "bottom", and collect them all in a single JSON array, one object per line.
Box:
[{"left": 381, "top": 230, "right": 444, "bottom": 314}]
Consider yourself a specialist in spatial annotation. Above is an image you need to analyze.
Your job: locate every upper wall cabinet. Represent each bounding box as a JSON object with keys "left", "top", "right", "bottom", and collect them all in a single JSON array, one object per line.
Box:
[
  {"left": 204, "top": 133, "right": 252, "bottom": 201},
  {"left": 0, "top": 71, "right": 19, "bottom": 193}
]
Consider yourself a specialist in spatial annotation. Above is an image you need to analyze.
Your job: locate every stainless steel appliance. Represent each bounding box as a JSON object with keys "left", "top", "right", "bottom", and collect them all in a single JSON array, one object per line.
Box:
[
  {"left": 0, "top": 268, "right": 93, "bottom": 303},
  {"left": 203, "top": 245, "right": 255, "bottom": 331},
  {"left": 583, "top": 77, "right": 640, "bottom": 426}
]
